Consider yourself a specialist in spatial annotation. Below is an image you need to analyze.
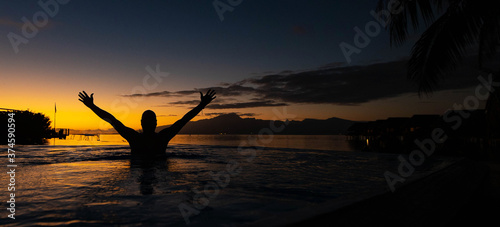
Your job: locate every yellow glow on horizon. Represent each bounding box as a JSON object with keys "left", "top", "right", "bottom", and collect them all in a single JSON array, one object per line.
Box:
[{"left": 1, "top": 85, "right": 207, "bottom": 130}]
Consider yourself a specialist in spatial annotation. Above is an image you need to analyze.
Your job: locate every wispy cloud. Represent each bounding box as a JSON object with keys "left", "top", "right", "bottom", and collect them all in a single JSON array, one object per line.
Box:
[
  {"left": 204, "top": 112, "right": 259, "bottom": 117},
  {"left": 167, "top": 100, "right": 201, "bottom": 105},
  {"left": 207, "top": 101, "right": 288, "bottom": 109},
  {"left": 124, "top": 90, "right": 192, "bottom": 97},
  {"left": 161, "top": 100, "right": 287, "bottom": 109}
]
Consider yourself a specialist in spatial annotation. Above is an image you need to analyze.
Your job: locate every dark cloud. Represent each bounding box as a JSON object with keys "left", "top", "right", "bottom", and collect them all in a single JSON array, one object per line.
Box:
[
  {"left": 204, "top": 112, "right": 225, "bottom": 116},
  {"left": 168, "top": 100, "right": 201, "bottom": 105},
  {"left": 124, "top": 58, "right": 482, "bottom": 107},
  {"left": 204, "top": 112, "right": 258, "bottom": 117},
  {"left": 125, "top": 85, "right": 256, "bottom": 98},
  {"left": 206, "top": 101, "right": 288, "bottom": 109},
  {"left": 123, "top": 89, "right": 202, "bottom": 98},
  {"left": 239, "top": 59, "right": 480, "bottom": 105},
  {"left": 238, "top": 113, "right": 259, "bottom": 117},
  {"left": 162, "top": 99, "right": 286, "bottom": 109},
  {"left": 206, "top": 85, "right": 257, "bottom": 96},
  {"left": 124, "top": 90, "right": 175, "bottom": 97}
]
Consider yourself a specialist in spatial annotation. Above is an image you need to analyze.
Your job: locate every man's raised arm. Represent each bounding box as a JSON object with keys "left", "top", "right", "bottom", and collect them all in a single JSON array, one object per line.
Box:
[
  {"left": 78, "top": 91, "right": 136, "bottom": 140},
  {"left": 160, "top": 89, "right": 216, "bottom": 137}
]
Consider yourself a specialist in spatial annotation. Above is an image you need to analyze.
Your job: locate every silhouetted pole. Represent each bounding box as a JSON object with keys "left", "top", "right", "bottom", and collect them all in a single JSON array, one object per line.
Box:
[{"left": 54, "top": 103, "right": 57, "bottom": 132}]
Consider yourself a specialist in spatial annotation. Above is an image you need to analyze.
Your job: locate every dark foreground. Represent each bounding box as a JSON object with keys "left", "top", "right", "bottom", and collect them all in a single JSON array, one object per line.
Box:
[{"left": 254, "top": 155, "right": 499, "bottom": 227}]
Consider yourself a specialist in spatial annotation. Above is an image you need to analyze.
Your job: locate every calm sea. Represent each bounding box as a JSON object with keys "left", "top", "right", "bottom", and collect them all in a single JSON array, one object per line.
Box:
[
  {"left": 56, "top": 134, "right": 357, "bottom": 151},
  {"left": 0, "top": 134, "right": 454, "bottom": 226}
]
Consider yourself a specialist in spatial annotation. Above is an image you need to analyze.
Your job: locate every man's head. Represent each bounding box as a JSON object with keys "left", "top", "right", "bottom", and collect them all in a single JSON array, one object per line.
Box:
[{"left": 141, "top": 110, "right": 157, "bottom": 134}]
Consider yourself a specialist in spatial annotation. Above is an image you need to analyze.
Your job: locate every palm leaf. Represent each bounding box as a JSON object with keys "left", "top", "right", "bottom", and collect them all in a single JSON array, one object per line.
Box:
[
  {"left": 408, "top": 1, "right": 483, "bottom": 94},
  {"left": 377, "top": 0, "right": 446, "bottom": 47}
]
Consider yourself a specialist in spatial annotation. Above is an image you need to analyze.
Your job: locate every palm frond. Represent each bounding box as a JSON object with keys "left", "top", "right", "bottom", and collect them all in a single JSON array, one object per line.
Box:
[
  {"left": 408, "top": 1, "right": 483, "bottom": 94},
  {"left": 377, "top": 0, "right": 447, "bottom": 47},
  {"left": 378, "top": 0, "right": 500, "bottom": 94}
]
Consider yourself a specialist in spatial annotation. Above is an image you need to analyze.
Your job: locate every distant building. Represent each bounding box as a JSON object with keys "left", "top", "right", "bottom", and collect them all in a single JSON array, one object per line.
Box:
[{"left": 347, "top": 111, "right": 491, "bottom": 155}]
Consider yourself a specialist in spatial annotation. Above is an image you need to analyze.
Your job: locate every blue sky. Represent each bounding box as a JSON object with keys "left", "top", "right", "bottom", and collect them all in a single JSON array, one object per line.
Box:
[
  {"left": 0, "top": 0, "right": 485, "bottom": 129},
  {"left": 1, "top": 0, "right": 412, "bottom": 82}
]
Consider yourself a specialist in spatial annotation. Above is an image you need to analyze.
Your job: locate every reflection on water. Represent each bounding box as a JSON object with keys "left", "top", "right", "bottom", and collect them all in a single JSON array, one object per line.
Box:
[
  {"left": 0, "top": 143, "right": 454, "bottom": 226},
  {"left": 0, "top": 132, "right": 456, "bottom": 226},
  {"left": 53, "top": 134, "right": 357, "bottom": 151}
]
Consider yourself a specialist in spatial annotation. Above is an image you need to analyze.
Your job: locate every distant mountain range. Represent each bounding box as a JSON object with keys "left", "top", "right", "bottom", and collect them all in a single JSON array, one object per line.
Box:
[{"left": 157, "top": 113, "right": 355, "bottom": 135}]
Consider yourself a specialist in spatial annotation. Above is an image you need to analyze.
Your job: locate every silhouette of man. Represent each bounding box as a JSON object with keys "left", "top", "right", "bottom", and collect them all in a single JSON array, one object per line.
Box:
[{"left": 78, "top": 90, "right": 216, "bottom": 159}]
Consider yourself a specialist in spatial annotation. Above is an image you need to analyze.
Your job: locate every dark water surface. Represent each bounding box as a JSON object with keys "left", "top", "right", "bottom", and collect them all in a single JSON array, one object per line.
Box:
[{"left": 0, "top": 135, "right": 454, "bottom": 226}]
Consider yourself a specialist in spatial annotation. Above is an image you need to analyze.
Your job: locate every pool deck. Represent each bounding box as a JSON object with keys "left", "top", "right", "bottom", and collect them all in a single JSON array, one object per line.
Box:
[{"left": 249, "top": 155, "right": 499, "bottom": 226}]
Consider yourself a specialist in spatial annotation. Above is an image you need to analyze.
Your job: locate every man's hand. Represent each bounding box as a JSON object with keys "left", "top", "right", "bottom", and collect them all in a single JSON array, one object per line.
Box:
[
  {"left": 78, "top": 91, "right": 95, "bottom": 108},
  {"left": 199, "top": 89, "right": 216, "bottom": 107}
]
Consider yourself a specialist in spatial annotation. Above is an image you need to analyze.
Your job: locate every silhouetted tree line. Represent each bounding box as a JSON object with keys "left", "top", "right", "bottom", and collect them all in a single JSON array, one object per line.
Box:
[{"left": 1, "top": 110, "right": 53, "bottom": 145}]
